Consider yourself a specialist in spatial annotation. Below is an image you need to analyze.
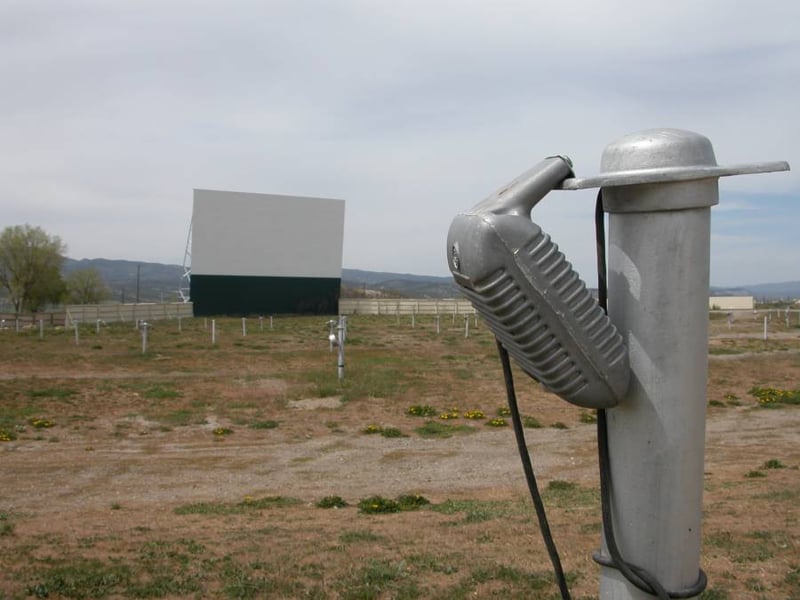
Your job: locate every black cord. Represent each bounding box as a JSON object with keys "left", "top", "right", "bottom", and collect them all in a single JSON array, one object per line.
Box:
[
  {"left": 496, "top": 339, "right": 572, "bottom": 600},
  {"left": 593, "top": 190, "right": 707, "bottom": 599}
]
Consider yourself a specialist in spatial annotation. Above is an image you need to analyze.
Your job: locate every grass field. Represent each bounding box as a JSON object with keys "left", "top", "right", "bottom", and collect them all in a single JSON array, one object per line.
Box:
[{"left": 0, "top": 312, "right": 798, "bottom": 599}]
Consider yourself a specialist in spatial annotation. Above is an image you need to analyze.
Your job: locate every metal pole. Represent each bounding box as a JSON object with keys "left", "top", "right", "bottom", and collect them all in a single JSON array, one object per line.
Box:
[
  {"left": 74, "top": 321, "right": 80, "bottom": 345},
  {"left": 242, "top": 317, "right": 247, "bottom": 337},
  {"left": 763, "top": 315, "right": 768, "bottom": 341},
  {"left": 601, "top": 131, "right": 708, "bottom": 600},
  {"left": 337, "top": 317, "right": 345, "bottom": 380},
  {"left": 596, "top": 129, "right": 789, "bottom": 598},
  {"left": 142, "top": 322, "right": 149, "bottom": 353},
  {"left": 464, "top": 314, "right": 469, "bottom": 338},
  {"left": 39, "top": 319, "right": 44, "bottom": 339},
  {"left": 211, "top": 319, "right": 216, "bottom": 345}
]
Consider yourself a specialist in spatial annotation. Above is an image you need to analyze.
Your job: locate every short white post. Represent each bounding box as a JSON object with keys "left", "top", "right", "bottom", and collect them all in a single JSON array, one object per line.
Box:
[
  {"left": 15, "top": 319, "right": 20, "bottom": 333},
  {"left": 259, "top": 316, "right": 264, "bottom": 331},
  {"left": 464, "top": 314, "right": 469, "bottom": 338},
  {"left": 763, "top": 315, "right": 768, "bottom": 341},
  {"left": 435, "top": 315, "right": 440, "bottom": 335},
  {"left": 270, "top": 315, "right": 274, "bottom": 330},
  {"left": 141, "top": 322, "right": 149, "bottom": 353},
  {"left": 39, "top": 319, "right": 44, "bottom": 339},
  {"left": 211, "top": 319, "right": 216, "bottom": 345},
  {"left": 411, "top": 313, "right": 415, "bottom": 328},
  {"left": 96, "top": 319, "right": 101, "bottom": 334},
  {"left": 74, "top": 321, "right": 80, "bottom": 345},
  {"left": 242, "top": 317, "right": 247, "bottom": 337},
  {"left": 177, "top": 316, "right": 182, "bottom": 332}
]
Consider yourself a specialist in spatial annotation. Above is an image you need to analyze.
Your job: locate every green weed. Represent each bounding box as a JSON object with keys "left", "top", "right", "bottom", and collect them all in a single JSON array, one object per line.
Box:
[
  {"left": 542, "top": 480, "right": 599, "bottom": 509},
  {"left": 28, "top": 387, "right": 77, "bottom": 399},
  {"left": 406, "top": 404, "right": 439, "bottom": 417},
  {"left": 174, "top": 496, "right": 299, "bottom": 515},
  {"left": 358, "top": 495, "right": 401, "bottom": 514},
  {"left": 414, "top": 421, "right": 475, "bottom": 439},
  {"left": 249, "top": 420, "right": 279, "bottom": 430},
  {"left": 522, "top": 416, "right": 542, "bottom": 428},
  {"left": 336, "top": 559, "right": 418, "bottom": 600},
  {"left": 317, "top": 495, "right": 348, "bottom": 509},
  {"left": 339, "top": 530, "right": 382, "bottom": 544}
]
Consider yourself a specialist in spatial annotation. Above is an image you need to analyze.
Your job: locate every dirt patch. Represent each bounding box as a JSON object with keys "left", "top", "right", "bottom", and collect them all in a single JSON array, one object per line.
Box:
[{"left": 288, "top": 397, "right": 344, "bottom": 410}]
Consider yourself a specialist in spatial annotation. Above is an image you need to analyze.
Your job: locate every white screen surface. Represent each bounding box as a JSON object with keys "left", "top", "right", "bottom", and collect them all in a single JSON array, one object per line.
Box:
[{"left": 192, "top": 189, "right": 345, "bottom": 278}]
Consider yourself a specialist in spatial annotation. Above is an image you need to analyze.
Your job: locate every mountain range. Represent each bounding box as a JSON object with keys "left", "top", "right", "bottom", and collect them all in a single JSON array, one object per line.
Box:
[{"left": 62, "top": 258, "right": 800, "bottom": 303}]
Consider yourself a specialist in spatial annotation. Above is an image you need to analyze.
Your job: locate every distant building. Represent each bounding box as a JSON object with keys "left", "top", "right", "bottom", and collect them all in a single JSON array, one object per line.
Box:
[
  {"left": 709, "top": 296, "right": 754, "bottom": 310},
  {"left": 189, "top": 189, "right": 345, "bottom": 316}
]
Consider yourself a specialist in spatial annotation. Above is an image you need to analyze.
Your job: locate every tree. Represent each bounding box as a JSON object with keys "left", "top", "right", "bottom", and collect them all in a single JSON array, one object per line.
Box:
[
  {"left": 65, "top": 267, "right": 110, "bottom": 305},
  {"left": 0, "top": 224, "right": 67, "bottom": 312}
]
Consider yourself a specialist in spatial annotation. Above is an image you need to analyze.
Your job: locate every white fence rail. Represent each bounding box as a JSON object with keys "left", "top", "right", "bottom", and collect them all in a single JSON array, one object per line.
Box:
[
  {"left": 339, "top": 298, "right": 475, "bottom": 316},
  {"left": 65, "top": 302, "right": 194, "bottom": 326}
]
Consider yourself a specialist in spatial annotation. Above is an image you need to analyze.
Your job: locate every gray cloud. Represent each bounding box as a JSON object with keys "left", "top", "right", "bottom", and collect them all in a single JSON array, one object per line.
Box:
[{"left": 1, "top": 1, "right": 797, "bottom": 285}]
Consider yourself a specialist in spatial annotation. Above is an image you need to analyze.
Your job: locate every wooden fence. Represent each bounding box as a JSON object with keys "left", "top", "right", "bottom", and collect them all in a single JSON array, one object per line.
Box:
[
  {"left": 64, "top": 302, "right": 194, "bottom": 326},
  {"left": 0, "top": 312, "right": 67, "bottom": 328},
  {"left": 338, "top": 298, "right": 475, "bottom": 316}
]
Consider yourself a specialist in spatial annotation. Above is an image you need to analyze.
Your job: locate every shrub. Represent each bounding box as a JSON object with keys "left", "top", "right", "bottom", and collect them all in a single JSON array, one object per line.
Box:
[
  {"left": 396, "top": 494, "right": 430, "bottom": 510},
  {"left": 358, "top": 496, "right": 401, "bottom": 514},
  {"left": 749, "top": 386, "right": 800, "bottom": 406},
  {"left": 406, "top": 405, "right": 437, "bottom": 417},
  {"left": 463, "top": 410, "right": 485, "bottom": 420},
  {"left": 522, "top": 416, "right": 542, "bottom": 428},
  {"left": 317, "top": 496, "right": 348, "bottom": 509},
  {"left": 380, "top": 427, "right": 405, "bottom": 438}
]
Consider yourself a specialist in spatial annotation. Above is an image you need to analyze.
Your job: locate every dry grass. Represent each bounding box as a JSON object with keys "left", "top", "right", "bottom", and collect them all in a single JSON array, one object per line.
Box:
[{"left": 0, "top": 313, "right": 798, "bottom": 599}]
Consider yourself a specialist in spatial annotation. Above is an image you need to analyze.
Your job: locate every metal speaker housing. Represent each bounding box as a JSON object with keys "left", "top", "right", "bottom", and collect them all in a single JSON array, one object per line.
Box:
[{"left": 447, "top": 157, "right": 629, "bottom": 409}]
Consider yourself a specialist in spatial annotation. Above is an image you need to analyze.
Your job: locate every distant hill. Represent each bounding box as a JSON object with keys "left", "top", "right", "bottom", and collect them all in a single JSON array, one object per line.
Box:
[
  {"left": 711, "top": 282, "right": 800, "bottom": 302},
  {"left": 63, "top": 258, "right": 186, "bottom": 303},
  {"left": 61, "top": 258, "right": 799, "bottom": 303},
  {"left": 61, "top": 259, "right": 459, "bottom": 301},
  {"left": 341, "top": 269, "right": 459, "bottom": 298}
]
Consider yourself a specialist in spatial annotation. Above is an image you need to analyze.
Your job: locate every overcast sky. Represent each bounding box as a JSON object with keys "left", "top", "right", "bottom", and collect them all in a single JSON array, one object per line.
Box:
[{"left": 2, "top": 1, "right": 797, "bottom": 287}]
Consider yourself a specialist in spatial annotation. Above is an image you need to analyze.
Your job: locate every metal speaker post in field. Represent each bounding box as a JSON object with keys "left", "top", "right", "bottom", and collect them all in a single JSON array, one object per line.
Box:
[
  {"left": 447, "top": 129, "right": 789, "bottom": 600},
  {"left": 326, "top": 317, "right": 346, "bottom": 380}
]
